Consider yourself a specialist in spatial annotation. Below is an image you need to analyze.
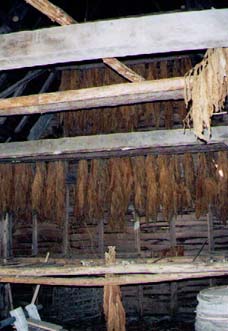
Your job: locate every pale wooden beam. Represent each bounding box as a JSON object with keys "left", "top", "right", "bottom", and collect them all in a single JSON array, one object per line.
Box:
[
  {"left": 0, "top": 77, "right": 184, "bottom": 116},
  {"left": 1, "top": 261, "right": 228, "bottom": 277},
  {"left": 0, "top": 127, "right": 227, "bottom": 162},
  {"left": 1, "top": 9, "right": 228, "bottom": 71},
  {"left": 0, "top": 271, "right": 228, "bottom": 286},
  {"left": 24, "top": 0, "right": 144, "bottom": 83}
]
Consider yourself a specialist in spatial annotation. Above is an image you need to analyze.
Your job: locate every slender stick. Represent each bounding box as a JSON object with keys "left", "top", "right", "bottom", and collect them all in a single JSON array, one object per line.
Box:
[{"left": 31, "top": 252, "right": 50, "bottom": 304}]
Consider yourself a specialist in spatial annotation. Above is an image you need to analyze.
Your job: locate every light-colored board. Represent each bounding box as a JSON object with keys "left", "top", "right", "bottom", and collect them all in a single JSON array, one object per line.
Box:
[
  {"left": 0, "top": 126, "right": 226, "bottom": 161},
  {"left": 0, "top": 77, "right": 184, "bottom": 117},
  {"left": 0, "top": 9, "right": 228, "bottom": 70}
]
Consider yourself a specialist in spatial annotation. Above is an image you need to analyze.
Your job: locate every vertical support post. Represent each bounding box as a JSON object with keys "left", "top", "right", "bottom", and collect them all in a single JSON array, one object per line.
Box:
[
  {"left": 98, "top": 219, "right": 104, "bottom": 258},
  {"left": 2, "top": 213, "right": 13, "bottom": 314},
  {"left": 32, "top": 213, "right": 38, "bottom": 256},
  {"left": 3, "top": 213, "right": 11, "bottom": 260},
  {"left": 170, "top": 217, "right": 178, "bottom": 315},
  {"left": 207, "top": 205, "right": 214, "bottom": 254},
  {"left": 63, "top": 167, "right": 70, "bottom": 256},
  {"left": 207, "top": 205, "right": 215, "bottom": 286},
  {"left": 132, "top": 210, "right": 143, "bottom": 317}
]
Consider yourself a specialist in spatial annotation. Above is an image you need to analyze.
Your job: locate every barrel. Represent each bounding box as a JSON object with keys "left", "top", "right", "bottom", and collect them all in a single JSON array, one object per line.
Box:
[{"left": 195, "top": 285, "right": 228, "bottom": 331}]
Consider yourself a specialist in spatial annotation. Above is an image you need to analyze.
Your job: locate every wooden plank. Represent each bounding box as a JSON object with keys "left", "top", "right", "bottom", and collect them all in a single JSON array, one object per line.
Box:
[
  {"left": 207, "top": 206, "right": 214, "bottom": 253},
  {"left": 1, "top": 9, "right": 228, "bottom": 71},
  {"left": 62, "top": 183, "right": 69, "bottom": 256},
  {"left": 1, "top": 270, "right": 228, "bottom": 287},
  {"left": 0, "top": 77, "right": 185, "bottom": 116},
  {"left": 32, "top": 214, "right": 38, "bottom": 256},
  {"left": 24, "top": 0, "right": 145, "bottom": 83},
  {"left": 27, "top": 318, "right": 63, "bottom": 331},
  {"left": 1, "top": 261, "right": 228, "bottom": 277},
  {"left": 0, "top": 126, "right": 227, "bottom": 162}
]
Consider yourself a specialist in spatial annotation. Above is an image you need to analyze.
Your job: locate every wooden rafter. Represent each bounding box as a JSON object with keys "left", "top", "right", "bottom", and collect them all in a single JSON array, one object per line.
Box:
[
  {"left": 0, "top": 77, "right": 184, "bottom": 116},
  {"left": 24, "top": 0, "right": 145, "bottom": 83},
  {"left": 1, "top": 9, "right": 228, "bottom": 71}
]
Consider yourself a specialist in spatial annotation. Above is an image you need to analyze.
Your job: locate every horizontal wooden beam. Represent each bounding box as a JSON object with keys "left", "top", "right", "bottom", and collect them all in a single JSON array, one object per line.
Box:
[
  {"left": 1, "top": 9, "right": 228, "bottom": 71},
  {"left": 0, "top": 126, "right": 227, "bottom": 161},
  {"left": 0, "top": 271, "right": 227, "bottom": 286},
  {"left": 24, "top": 0, "right": 145, "bottom": 83},
  {"left": 1, "top": 261, "right": 228, "bottom": 277},
  {"left": 0, "top": 77, "right": 184, "bottom": 116}
]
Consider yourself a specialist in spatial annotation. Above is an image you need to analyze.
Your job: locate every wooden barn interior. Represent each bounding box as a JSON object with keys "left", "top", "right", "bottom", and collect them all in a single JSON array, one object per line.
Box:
[{"left": 0, "top": 1, "right": 228, "bottom": 330}]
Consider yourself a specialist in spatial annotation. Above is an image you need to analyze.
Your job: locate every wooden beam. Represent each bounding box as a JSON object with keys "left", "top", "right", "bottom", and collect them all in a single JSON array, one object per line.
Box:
[
  {"left": 0, "top": 271, "right": 228, "bottom": 287},
  {"left": 1, "top": 9, "right": 228, "bottom": 71},
  {"left": 1, "top": 261, "right": 228, "bottom": 277},
  {"left": 0, "top": 77, "right": 184, "bottom": 116},
  {"left": 24, "top": 0, "right": 144, "bottom": 83},
  {"left": 25, "top": 0, "right": 75, "bottom": 25},
  {"left": 0, "top": 127, "right": 226, "bottom": 162}
]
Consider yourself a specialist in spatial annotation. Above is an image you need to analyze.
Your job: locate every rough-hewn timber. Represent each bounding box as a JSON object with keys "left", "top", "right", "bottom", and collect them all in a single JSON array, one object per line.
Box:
[
  {"left": 0, "top": 9, "right": 227, "bottom": 70},
  {"left": 0, "top": 271, "right": 227, "bottom": 286},
  {"left": 0, "top": 127, "right": 226, "bottom": 161},
  {"left": 0, "top": 77, "right": 184, "bottom": 116},
  {"left": 24, "top": 0, "right": 145, "bottom": 83}
]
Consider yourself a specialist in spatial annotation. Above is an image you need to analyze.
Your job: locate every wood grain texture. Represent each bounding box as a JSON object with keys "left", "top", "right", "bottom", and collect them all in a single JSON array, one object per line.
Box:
[
  {"left": 1, "top": 9, "right": 228, "bottom": 70},
  {"left": 0, "top": 77, "right": 185, "bottom": 116},
  {"left": 0, "top": 126, "right": 226, "bottom": 161},
  {"left": 24, "top": 0, "right": 144, "bottom": 82}
]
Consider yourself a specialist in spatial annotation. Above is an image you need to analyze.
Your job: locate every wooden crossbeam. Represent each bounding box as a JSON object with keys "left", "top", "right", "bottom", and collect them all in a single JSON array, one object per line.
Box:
[
  {"left": 0, "top": 77, "right": 184, "bottom": 116},
  {"left": 1, "top": 9, "right": 228, "bottom": 71},
  {"left": 24, "top": 0, "right": 144, "bottom": 82},
  {"left": 1, "top": 260, "right": 228, "bottom": 277},
  {"left": 0, "top": 126, "right": 226, "bottom": 162},
  {"left": 0, "top": 271, "right": 227, "bottom": 286}
]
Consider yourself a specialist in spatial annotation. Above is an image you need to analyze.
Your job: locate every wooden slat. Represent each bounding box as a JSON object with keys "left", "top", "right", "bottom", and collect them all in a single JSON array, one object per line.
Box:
[
  {"left": 0, "top": 126, "right": 226, "bottom": 162},
  {"left": 0, "top": 9, "right": 228, "bottom": 70},
  {"left": 1, "top": 261, "right": 228, "bottom": 277},
  {"left": 0, "top": 77, "right": 184, "bottom": 116}
]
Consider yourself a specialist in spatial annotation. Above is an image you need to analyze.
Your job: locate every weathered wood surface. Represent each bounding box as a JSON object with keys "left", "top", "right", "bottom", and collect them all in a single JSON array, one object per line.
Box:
[
  {"left": 1, "top": 9, "right": 228, "bottom": 70},
  {"left": 25, "top": 0, "right": 75, "bottom": 25},
  {"left": 24, "top": 0, "right": 145, "bottom": 83},
  {"left": 0, "top": 77, "right": 184, "bottom": 116},
  {"left": 0, "top": 126, "right": 227, "bottom": 161},
  {"left": 0, "top": 271, "right": 227, "bottom": 286},
  {"left": 1, "top": 261, "right": 228, "bottom": 277}
]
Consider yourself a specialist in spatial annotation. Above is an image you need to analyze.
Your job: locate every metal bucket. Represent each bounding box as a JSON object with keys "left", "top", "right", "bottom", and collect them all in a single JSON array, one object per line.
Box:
[{"left": 195, "top": 285, "right": 228, "bottom": 331}]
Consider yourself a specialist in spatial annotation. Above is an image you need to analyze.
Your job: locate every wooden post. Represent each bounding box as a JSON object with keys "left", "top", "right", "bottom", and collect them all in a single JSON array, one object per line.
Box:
[
  {"left": 103, "top": 247, "right": 126, "bottom": 331},
  {"left": 2, "top": 213, "right": 13, "bottom": 315},
  {"left": 170, "top": 217, "right": 178, "bottom": 315},
  {"left": 32, "top": 213, "right": 38, "bottom": 256},
  {"left": 24, "top": 0, "right": 144, "bottom": 83},
  {"left": 207, "top": 206, "right": 214, "bottom": 254},
  {"left": 132, "top": 209, "right": 144, "bottom": 317},
  {"left": 207, "top": 206, "right": 215, "bottom": 287},
  {"left": 98, "top": 220, "right": 104, "bottom": 258},
  {"left": 63, "top": 183, "right": 70, "bottom": 256},
  {"left": 3, "top": 213, "right": 12, "bottom": 260}
]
